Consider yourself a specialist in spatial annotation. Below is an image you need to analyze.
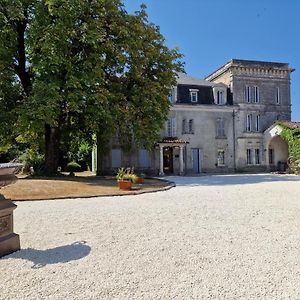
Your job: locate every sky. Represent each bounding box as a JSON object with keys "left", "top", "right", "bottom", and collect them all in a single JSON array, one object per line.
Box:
[{"left": 123, "top": 0, "right": 300, "bottom": 121}]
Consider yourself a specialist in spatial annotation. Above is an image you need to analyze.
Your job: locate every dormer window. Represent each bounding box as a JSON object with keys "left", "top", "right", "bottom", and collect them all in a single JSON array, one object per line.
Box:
[
  {"left": 217, "top": 91, "right": 225, "bottom": 105},
  {"left": 189, "top": 89, "right": 198, "bottom": 103},
  {"left": 213, "top": 87, "right": 227, "bottom": 105}
]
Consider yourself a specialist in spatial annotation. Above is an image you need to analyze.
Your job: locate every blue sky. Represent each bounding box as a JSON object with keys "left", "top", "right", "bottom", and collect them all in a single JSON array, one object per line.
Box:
[{"left": 123, "top": 0, "right": 300, "bottom": 121}]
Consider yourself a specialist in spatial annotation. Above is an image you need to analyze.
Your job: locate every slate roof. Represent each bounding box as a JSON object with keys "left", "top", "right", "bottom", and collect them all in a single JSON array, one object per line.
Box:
[{"left": 177, "top": 72, "right": 214, "bottom": 87}]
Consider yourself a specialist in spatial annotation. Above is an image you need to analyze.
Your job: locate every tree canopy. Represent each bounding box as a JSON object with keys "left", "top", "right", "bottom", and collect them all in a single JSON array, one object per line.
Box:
[{"left": 0, "top": 0, "right": 183, "bottom": 173}]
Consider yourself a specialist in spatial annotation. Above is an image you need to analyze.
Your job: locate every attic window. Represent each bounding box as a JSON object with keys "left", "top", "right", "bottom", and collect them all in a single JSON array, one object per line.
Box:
[{"left": 189, "top": 89, "right": 198, "bottom": 103}]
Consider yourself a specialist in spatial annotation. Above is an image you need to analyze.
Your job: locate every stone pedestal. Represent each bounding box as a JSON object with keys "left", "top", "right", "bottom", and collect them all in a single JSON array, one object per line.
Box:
[{"left": 0, "top": 199, "right": 20, "bottom": 257}]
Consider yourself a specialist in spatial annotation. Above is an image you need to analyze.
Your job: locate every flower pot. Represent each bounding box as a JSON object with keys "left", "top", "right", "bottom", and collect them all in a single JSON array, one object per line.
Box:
[
  {"left": 118, "top": 180, "right": 132, "bottom": 190},
  {"left": 136, "top": 177, "right": 144, "bottom": 184}
]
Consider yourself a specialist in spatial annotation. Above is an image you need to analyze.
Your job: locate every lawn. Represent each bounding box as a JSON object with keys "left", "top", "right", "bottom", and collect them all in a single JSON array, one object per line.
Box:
[{"left": 1, "top": 173, "right": 171, "bottom": 200}]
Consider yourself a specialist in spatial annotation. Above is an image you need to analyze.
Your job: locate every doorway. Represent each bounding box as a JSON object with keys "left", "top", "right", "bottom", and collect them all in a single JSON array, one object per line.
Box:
[
  {"left": 192, "top": 148, "right": 202, "bottom": 173},
  {"left": 163, "top": 147, "right": 173, "bottom": 174}
]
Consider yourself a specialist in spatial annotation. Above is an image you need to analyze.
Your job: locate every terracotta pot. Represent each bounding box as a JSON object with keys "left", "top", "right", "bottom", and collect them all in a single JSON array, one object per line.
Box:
[
  {"left": 118, "top": 180, "right": 132, "bottom": 190},
  {"left": 136, "top": 177, "right": 144, "bottom": 184}
]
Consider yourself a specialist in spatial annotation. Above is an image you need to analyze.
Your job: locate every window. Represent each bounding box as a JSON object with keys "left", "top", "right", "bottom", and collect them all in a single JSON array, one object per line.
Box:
[
  {"left": 269, "top": 149, "right": 274, "bottom": 164},
  {"left": 245, "top": 86, "right": 259, "bottom": 103},
  {"left": 189, "top": 89, "right": 198, "bottom": 103},
  {"left": 216, "top": 118, "right": 225, "bottom": 137},
  {"left": 255, "top": 149, "right": 260, "bottom": 165},
  {"left": 254, "top": 86, "right": 259, "bottom": 103},
  {"left": 139, "top": 149, "right": 150, "bottom": 168},
  {"left": 111, "top": 149, "right": 122, "bottom": 168},
  {"left": 276, "top": 87, "right": 280, "bottom": 104},
  {"left": 182, "top": 119, "right": 186, "bottom": 134},
  {"left": 167, "top": 118, "right": 176, "bottom": 137},
  {"left": 255, "top": 115, "right": 260, "bottom": 132},
  {"left": 217, "top": 91, "right": 224, "bottom": 105},
  {"left": 246, "top": 114, "right": 252, "bottom": 132},
  {"left": 246, "top": 86, "right": 251, "bottom": 103},
  {"left": 246, "top": 149, "right": 252, "bottom": 165},
  {"left": 188, "top": 119, "right": 194, "bottom": 134},
  {"left": 217, "top": 150, "right": 225, "bottom": 166},
  {"left": 168, "top": 93, "right": 173, "bottom": 103}
]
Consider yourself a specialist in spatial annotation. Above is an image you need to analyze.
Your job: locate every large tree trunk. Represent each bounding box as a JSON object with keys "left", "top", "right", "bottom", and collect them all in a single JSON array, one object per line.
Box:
[{"left": 44, "top": 124, "right": 60, "bottom": 175}]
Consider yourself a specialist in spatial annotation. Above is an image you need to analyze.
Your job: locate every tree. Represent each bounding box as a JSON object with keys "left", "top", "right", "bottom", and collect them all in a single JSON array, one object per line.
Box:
[{"left": 0, "top": 0, "right": 183, "bottom": 174}]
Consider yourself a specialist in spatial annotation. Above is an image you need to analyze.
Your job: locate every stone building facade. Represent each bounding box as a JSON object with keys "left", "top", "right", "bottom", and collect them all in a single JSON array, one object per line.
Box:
[{"left": 96, "top": 59, "right": 294, "bottom": 175}]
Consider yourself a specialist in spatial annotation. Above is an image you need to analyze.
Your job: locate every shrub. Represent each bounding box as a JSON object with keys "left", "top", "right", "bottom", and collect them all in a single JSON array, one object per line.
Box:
[
  {"left": 116, "top": 167, "right": 138, "bottom": 183},
  {"left": 66, "top": 161, "right": 81, "bottom": 173}
]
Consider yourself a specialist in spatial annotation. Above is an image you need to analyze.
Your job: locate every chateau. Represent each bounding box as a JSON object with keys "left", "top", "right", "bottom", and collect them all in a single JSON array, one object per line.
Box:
[{"left": 96, "top": 59, "right": 295, "bottom": 175}]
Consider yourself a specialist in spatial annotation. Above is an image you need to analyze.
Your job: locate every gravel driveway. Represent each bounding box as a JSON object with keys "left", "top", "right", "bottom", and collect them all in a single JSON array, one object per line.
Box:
[{"left": 1, "top": 174, "right": 300, "bottom": 299}]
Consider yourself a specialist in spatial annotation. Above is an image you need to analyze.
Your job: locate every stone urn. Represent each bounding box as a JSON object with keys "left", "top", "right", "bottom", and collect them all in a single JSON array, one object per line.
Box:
[{"left": 0, "top": 163, "right": 23, "bottom": 257}]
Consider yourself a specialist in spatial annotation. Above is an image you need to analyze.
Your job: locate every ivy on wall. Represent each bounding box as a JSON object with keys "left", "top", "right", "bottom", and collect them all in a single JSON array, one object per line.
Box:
[{"left": 278, "top": 123, "right": 300, "bottom": 159}]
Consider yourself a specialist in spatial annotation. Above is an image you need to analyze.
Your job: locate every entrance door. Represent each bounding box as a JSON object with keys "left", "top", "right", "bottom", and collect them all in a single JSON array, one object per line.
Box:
[
  {"left": 163, "top": 147, "right": 173, "bottom": 174},
  {"left": 192, "top": 148, "right": 202, "bottom": 173}
]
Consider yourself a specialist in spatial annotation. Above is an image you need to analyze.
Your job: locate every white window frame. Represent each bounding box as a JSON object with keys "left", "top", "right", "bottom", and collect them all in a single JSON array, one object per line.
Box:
[
  {"left": 246, "top": 114, "right": 252, "bottom": 132},
  {"left": 189, "top": 89, "right": 198, "bottom": 103},
  {"left": 217, "top": 149, "right": 225, "bottom": 166},
  {"left": 167, "top": 118, "right": 176, "bottom": 137},
  {"left": 246, "top": 149, "right": 252, "bottom": 165}
]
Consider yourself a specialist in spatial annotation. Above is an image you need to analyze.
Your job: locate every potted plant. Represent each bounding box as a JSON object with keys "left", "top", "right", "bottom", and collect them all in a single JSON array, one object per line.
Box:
[
  {"left": 116, "top": 167, "right": 137, "bottom": 190},
  {"left": 136, "top": 173, "right": 146, "bottom": 184}
]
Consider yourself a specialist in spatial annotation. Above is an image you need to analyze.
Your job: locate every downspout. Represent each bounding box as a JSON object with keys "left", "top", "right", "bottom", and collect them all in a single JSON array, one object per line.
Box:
[{"left": 232, "top": 110, "right": 236, "bottom": 172}]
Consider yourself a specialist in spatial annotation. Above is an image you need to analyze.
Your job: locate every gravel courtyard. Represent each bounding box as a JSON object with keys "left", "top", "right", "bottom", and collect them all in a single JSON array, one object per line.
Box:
[{"left": 1, "top": 174, "right": 300, "bottom": 299}]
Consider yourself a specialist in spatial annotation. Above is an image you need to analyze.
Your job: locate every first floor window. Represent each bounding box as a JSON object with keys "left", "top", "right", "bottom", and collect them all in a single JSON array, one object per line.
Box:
[
  {"left": 182, "top": 119, "right": 186, "bottom": 134},
  {"left": 269, "top": 149, "right": 274, "bottom": 164},
  {"left": 216, "top": 118, "right": 225, "bottom": 137},
  {"left": 247, "top": 149, "right": 252, "bottom": 165},
  {"left": 167, "top": 118, "right": 176, "bottom": 137},
  {"left": 255, "top": 149, "right": 260, "bottom": 165},
  {"left": 188, "top": 119, "right": 194, "bottom": 134},
  {"left": 217, "top": 150, "right": 225, "bottom": 166}
]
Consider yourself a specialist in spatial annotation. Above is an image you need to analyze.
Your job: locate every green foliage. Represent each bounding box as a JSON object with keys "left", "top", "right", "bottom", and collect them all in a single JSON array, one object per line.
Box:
[
  {"left": 0, "top": 0, "right": 183, "bottom": 173},
  {"left": 279, "top": 123, "right": 300, "bottom": 159},
  {"left": 18, "top": 148, "right": 44, "bottom": 173},
  {"left": 116, "top": 167, "right": 138, "bottom": 183},
  {"left": 66, "top": 161, "right": 81, "bottom": 173}
]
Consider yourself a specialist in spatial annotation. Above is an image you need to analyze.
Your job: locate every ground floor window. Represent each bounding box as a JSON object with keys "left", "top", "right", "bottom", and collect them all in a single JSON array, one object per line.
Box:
[
  {"left": 217, "top": 150, "right": 225, "bottom": 166},
  {"left": 111, "top": 149, "right": 122, "bottom": 168},
  {"left": 139, "top": 149, "right": 150, "bottom": 168},
  {"left": 246, "top": 149, "right": 252, "bottom": 165},
  {"left": 255, "top": 149, "right": 260, "bottom": 165},
  {"left": 269, "top": 149, "right": 274, "bottom": 164}
]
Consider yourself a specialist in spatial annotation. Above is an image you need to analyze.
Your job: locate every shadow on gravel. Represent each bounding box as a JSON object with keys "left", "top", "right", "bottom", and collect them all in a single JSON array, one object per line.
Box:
[
  {"left": 2, "top": 241, "right": 91, "bottom": 269},
  {"left": 165, "top": 174, "right": 300, "bottom": 187}
]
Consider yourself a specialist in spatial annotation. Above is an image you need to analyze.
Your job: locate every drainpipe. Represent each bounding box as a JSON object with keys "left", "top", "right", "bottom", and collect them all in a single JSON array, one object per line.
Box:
[{"left": 232, "top": 110, "right": 237, "bottom": 172}]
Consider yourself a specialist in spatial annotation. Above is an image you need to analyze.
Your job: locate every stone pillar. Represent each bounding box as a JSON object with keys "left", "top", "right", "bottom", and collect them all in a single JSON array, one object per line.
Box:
[
  {"left": 159, "top": 145, "right": 164, "bottom": 176},
  {"left": 0, "top": 199, "right": 20, "bottom": 257},
  {"left": 179, "top": 145, "right": 184, "bottom": 175}
]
